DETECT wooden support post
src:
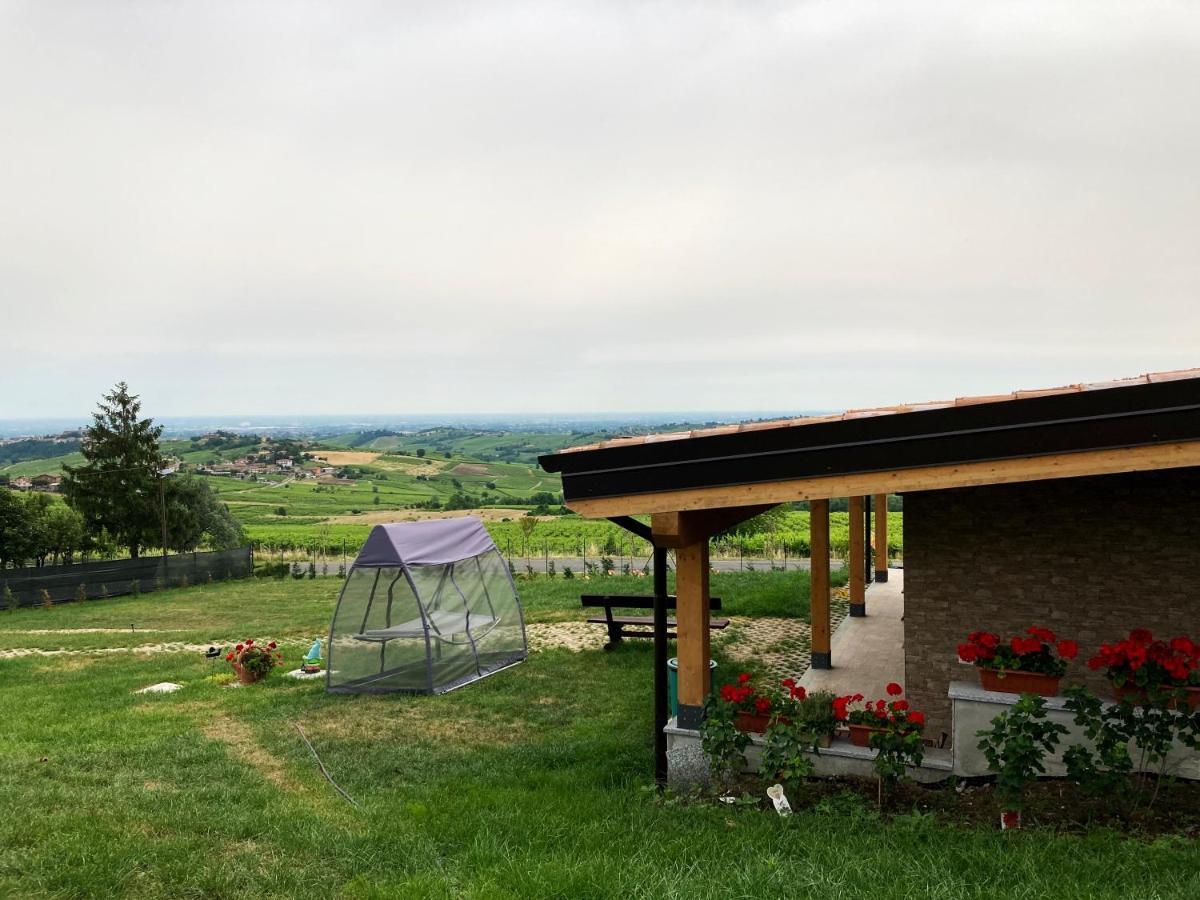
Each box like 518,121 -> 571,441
873,493 -> 889,582
848,495 -> 866,617
675,540 -> 711,729
810,498 -> 831,669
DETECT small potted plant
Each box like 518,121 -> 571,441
958,627 -> 1077,696
778,680 -> 838,749
1087,629 -> 1200,710
226,638 -> 282,685
717,673 -> 774,733
834,683 -> 925,747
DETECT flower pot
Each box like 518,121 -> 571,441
848,723 -> 884,747
1000,810 -> 1021,830
815,733 -> 834,750
734,711 -> 772,733
979,668 -> 1060,697
1112,683 -> 1200,710
232,662 -> 265,685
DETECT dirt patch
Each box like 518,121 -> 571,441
299,702 -> 525,746
202,713 -> 300,791
0,639 -> 305,660
322,508 -> 529,526
311,451 -> 381,466
451,463 -> 491,476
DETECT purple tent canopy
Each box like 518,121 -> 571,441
354,517 -> 498,567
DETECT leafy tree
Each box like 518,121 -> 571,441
160,476 -> 245,552
0,489 -> 31,568
62,383 -> 164,558
415,448 -> 426,458
43,504 -> 88,565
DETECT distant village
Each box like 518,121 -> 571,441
2,430 -> 357,494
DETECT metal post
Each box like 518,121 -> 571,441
653,545 -> 669,787
158,474 -> 168,559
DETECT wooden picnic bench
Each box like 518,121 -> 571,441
580,594 -> 728,649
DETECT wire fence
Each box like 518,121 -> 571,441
0,547 -> 253,608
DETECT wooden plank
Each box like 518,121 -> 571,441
578,595 -> 723,610
564,441 -> 1200,518
674,540 -> 712,709
873,492 -> 889,578
810,498 -> 831,668
848,495 -> 865,611
650,505 -> 774,548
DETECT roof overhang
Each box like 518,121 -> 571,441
540,378 -> 1200,518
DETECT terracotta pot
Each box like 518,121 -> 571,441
979,668 -> 1061,697
232,662 -> 265,685
848,723 -> 884,747
1000,810 -> 1021,830
734,711 -> 772,733
1112,683 -> 1200,710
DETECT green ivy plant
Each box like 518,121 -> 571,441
760,718 -> 815,792
976,693 -> 1067,814
700,695 -> 750,792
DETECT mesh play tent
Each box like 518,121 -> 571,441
327,518 -> 527,694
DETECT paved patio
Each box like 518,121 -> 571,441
799,568 -> 905,700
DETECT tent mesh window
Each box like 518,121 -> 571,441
327,519 -> 527,694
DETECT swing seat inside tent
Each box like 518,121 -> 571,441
327,517 -> 527,695
354,611 -> 497,643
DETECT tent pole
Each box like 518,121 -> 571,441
653,545 -> 668,788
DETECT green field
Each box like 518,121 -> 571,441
1,574 -> 1193,898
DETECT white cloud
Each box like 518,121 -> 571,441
0,0 -> 1197,417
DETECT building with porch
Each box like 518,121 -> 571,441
540,369 -> 1200,780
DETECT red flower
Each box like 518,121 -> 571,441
225,652 -> 233,661
1026,625 -> 1056,643
267,641 -> 277,649
789,685 -> 807,701
754,697 -> 771,714
1170,636 -> 1196,657
958,644 -> 979,663
1056,640 -> 1079,660
1129,629 -> 1153,645
977,632 -> 999,650
892,699 -> 909,712
737,672 -> 752,685
886,681 -> 903,696
909,711 -> 925,727
781,678 -> 795,689
235,643 -> 244,652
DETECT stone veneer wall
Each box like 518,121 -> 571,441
903,467 -> 1200,745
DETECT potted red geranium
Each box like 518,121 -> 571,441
834,683 -> 926,747
226,638 -> 283,685
1087,629 -> 1200,710
958,627 -> 1077,696
718,672 -> 774,732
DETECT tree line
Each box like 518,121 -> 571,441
0,383 -> 244,570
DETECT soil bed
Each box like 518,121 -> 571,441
709,774 -> 1200,838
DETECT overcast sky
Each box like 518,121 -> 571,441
1,1 -> 1198,418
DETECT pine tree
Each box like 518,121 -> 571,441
62,382 -> 164,559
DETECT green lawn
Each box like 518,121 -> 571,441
2,575 -> 1196,898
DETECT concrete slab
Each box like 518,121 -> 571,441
799,568 -> 905,700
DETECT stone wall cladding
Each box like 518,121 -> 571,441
904,467 -> 1200,744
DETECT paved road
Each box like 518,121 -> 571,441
504,556 -> 848,574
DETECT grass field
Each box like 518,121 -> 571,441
2,574 -> 1197,898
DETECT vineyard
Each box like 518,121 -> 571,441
244,510 -> 904,561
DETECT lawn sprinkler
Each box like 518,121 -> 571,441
301,638 -> 323,674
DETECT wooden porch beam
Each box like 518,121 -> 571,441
810,498 -> 831,670
674,540 -> 711,729
848,495 -> 866,616
873,493 -> 889,582
564,441 -> 1200,518
650,504 -> 775,549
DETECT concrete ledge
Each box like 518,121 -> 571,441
949,679 -> 1200,780
665,718 -> 951,785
